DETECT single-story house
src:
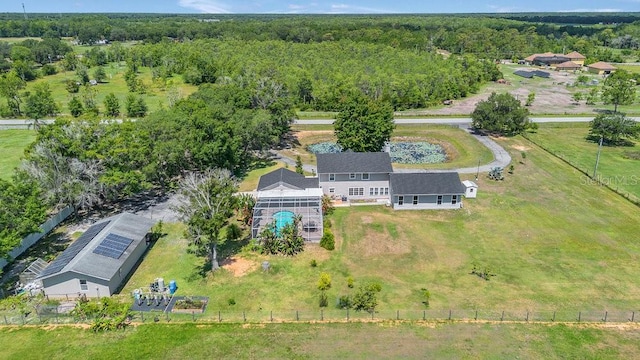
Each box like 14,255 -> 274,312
588,62 -> 617,75
38,212 -> 156,299
524,52 -> 555,65
555,61 -> 583,71
533,55 -> 571,67
462,180 -> 478,198
565,51 -> 586,66
252,168 -> 323,242
389,172 -> 466,210
317,152 -> 393,202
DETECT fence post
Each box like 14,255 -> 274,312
578,312 -> 581,322
4,315 -> 7,325
475,310 -> 478,321
243,311 -> 246,322
423,310 -> 426,321
22,314 -> 25,325
321,309 -> 323,321
631,311 -> 635,322
603,311 -> 608,322
270,311 -> 273,322
501,311 -> 504,322
192,311 -> 195,322
296,310 -> 299,321
165,312 -> 169,322
448,310 -> 451,321
141,311 -> 144,322
55,307 -> 58,324
218,310 -> 221,322
347,308 -> 350,321
552,311 -> 556,322
526,311 -> 529,322
371,311 -> 374,320
396,310 -> 399,320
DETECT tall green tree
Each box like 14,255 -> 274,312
93,66 -> 107,83
589,112 -> 640,145
24,83 -> 58,128
0,71 -> 26,116
103,93 -> 120,118
125,94 -> 147,118
602,71 -> 637,113
334,96 -> 394,152
173,169 -> 237,271
471,92 -> 531,135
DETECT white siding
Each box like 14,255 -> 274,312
392,194 -> 462,210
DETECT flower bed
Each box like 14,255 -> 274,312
307,141 -> 447,164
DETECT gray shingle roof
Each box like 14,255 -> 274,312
390,172 -> 465,195
39,212 -> 155,281
257,168 -> 319,191
316,152 -> 393,174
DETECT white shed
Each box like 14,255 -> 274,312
462,180 -> 478,198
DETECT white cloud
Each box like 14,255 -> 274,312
328,3 -> 389,13
178,0 -> 231,13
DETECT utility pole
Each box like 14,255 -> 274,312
475,158 -> 480,181
22,3 -> 28,20
593,135 -> 603,178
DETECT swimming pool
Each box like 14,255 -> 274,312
273,211 -> 295,235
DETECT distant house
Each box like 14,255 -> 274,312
524,51 -> 585,67
252,168 -> 323,242
555,61 -> 583,71
38,213 -> 156,299
565,51 -> 586,66
390,173 -> 466,210
317,152 -> 393,202
462,180 -> 478,198
588,62 -> 617,75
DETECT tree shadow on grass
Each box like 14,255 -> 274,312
185,233 -> 252,282
585,134 -> 636,147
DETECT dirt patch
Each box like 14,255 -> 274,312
220,256 -> 257,277
512,145 -> 531,152
355,228 -> 411,257
361,216 -> 374,224
293,130 -> 333,141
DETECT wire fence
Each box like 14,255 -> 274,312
1,307 -> 638,326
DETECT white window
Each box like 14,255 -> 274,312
349,173 -> 356,180
80,279 -> 88,291
369,188 -> 374,196
348,188 -> 364,196
413,196 -> 418,205
329,188 -> 335,193
398,196 -> 404,205
384,187 -> 389,195
329,173 -> 335,181
452,195 -> 458,205
437,195 -> 443,205
362,173 -> 370,180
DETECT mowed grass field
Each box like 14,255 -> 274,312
2,322 -> 639,359
0,130 -> 35,180
526,122 -> 640,202
25,63 -> 198,116
122,132 -> 640,314
283,124 -> 493,171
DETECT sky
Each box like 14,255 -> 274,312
1,0 -> 639,14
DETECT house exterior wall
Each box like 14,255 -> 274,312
392,194 -> 462,210
115,235 -> 150,292
319,172 -> 390,200
41,272 -> 111,299
465,186 -> 478,198
569,59 -> 585,66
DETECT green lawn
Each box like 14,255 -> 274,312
525,122 -> 640,202
121,132 -> 640,315
1,322 -> 638,359
25,63 -> 198,116
0,130 -> 35,180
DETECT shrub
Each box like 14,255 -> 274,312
317,272 -> 332,291
347,276 -> 354,288
420,288 -> 431,307
310,259 -> 317,267
352,282 -> 382,313
226,223 -> 242,241
319,292 -> 328,308
337,295 -> 352,309
320,229 -> 335,251
228,298 -> 236,306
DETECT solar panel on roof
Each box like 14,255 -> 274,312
92,233 -> 133,259
39,220 -> 111,277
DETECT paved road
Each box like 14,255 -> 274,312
294,116 -> 640,125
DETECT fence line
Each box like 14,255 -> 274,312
0,206 -> 74,270
522,135 -> 640,207
1,307 -> 637,326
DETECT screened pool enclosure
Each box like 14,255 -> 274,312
251,188 -> 324,242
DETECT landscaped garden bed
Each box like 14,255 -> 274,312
169,296 -> 209,314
